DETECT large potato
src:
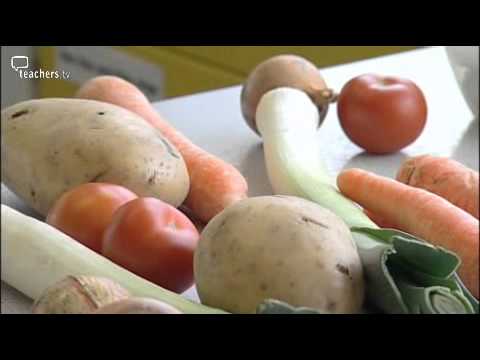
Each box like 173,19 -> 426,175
1,98 -> 189,216
194,196 -> 365,314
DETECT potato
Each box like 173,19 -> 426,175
1,98 -> 189,216
194,196 -> 365,314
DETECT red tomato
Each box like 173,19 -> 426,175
337,74 -> 428,154
102,198 -> 199,293
46,183 -> 137,253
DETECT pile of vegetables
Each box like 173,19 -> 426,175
1,54 -> 478,315
238,55 -> 478,313
76,76 -> 249,224
2,205 -> 224,314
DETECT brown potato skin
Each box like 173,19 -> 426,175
1,99 -> 189,216
194,196 -> 365,314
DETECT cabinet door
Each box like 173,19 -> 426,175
37,46 -> 244,99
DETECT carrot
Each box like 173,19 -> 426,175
75,76 -> 248,223
396,155 -> 479,219
363,208 -> 398,229
337,168 -> 479,299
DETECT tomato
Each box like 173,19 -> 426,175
102,197 -> 199,293
46,183 -> 137,253
337,74 -> 428,154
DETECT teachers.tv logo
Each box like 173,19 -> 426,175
11,55 -> 70,80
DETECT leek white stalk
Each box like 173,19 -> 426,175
254,87 -> 478,314
257,88 -> 379,249
1,205 -> 226,314
257,88 -> 379,227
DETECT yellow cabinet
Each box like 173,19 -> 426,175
166,46 -> 418,75
37,46 -> 243,100
37,46 -> 418,99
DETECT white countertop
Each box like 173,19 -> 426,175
1,46 -> 477,314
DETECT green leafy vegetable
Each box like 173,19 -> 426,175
353,228 -> 477,314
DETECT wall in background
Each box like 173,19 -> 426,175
1,46 -> 37,108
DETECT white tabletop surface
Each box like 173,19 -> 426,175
1,46 -> 477,314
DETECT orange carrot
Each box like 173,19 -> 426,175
397,155 -> 479,219
76,76 -> 248,223
337,168 -> 479,299
363,208 -> 398,229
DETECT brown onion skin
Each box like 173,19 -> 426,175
32,276 -> 130,314
93,298 -> 183,314
241,55 -> 331,136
